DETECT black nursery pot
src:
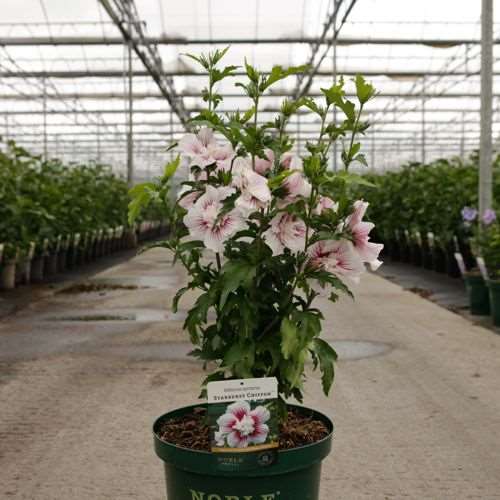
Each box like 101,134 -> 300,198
464,274 -> 490,316
487,280 -> 500,328
421,240 -> 434,270
445,246 -> 461,278
431,246 -> 446,273
153,404 -> 333,500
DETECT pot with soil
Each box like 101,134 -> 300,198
445,241 -> 461,278
1,252 -> 18,290
153,404 -> 333,500
486,280 -> 500,327
464,272 -> 490,315
408,230 -> 422,266
57,236 -> 69,272
421,233 -> 433,269
397,230 -> 410,263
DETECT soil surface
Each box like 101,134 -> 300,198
156,406 -> 330,451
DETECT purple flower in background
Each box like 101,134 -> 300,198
482,208 -> 497,226
461,206 -> 478,222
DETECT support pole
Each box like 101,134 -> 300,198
42,77 -> 47,160
97,122 -> 101,162
126,0 -> 134,186
371,129 -> 375,172
297,113 -> 301,156
421,76 -> 426,164
460,111 -> 465,158
332,0 -> 338,171
480,0 -> 493,217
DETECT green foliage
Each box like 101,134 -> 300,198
0,139 -> 131,259
354,154 -> 500,248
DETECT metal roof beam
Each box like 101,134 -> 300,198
0,69 -> 492,79
0,91 -> 494,99
97,0 -> 189,125
0,36 -> 489,47
0,107 -> 486,115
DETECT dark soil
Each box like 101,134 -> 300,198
58,282 -> 143,294
156,406 -> 330,451
406,286 -> 433,299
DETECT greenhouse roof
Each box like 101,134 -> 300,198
1,0 -> 499,178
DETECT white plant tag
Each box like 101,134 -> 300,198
207,377 -> 278,404
476,257 -> 489,281
454,252 -> 467,276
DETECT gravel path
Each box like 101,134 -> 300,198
0,249 -> 499,499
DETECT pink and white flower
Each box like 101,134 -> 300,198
179,127 -> 235,171
308,239 -> 365,284
183,185 -> 246,253
232,157 -> 272,214
280,153 -> 303,170
346,200 -> 384,270
314,195 -> 339,215
177,184 -> 202,210
278,171 -> 312,207
254,149 -> 275,175
263,212 -> 307,255
215,401 -> 270,448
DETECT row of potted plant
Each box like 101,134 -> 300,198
355,154 -> 500,327
460,207 -> 500,326
0,139 -> 167,291
356,154 -> 500,277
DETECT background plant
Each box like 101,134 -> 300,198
355,154 -> 500,247
0,139 -> 130,260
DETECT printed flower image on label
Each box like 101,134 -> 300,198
214,400 -> 274,449
207,378 -> 279,471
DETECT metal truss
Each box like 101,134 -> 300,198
97,0 -> 189,126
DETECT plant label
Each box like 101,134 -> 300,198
427,232 -> 435,248
476,257 -> 489,281
207,377 -> 279,472
454,252 -> 467,276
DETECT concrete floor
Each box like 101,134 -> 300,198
0,249 -> 499,500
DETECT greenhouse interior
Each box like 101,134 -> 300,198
1,1 -> 500,499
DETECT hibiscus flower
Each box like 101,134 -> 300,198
215,401 -> 270,448
346,200 -> 383,270
314,195 -> 339,215
254,149 -> 275,175
263,212 -> 307,255
183,185 -> 246,252
232,157 -> 271,214
179,127 -> 235,171
308,239 -> 365,284
277,171 -> 312,208
280,153 -> 303,170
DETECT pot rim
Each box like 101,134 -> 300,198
153,403 -> 334,477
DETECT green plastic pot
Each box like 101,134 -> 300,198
153,404 -> 333,500
487,280 -> 500,327
464,274 -> 490,315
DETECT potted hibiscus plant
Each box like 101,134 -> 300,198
468,208 -> 500,326
129,48 -> 382,500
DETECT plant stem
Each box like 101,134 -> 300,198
345,102 -> 364,171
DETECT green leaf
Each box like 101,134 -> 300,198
355,74 -> 376,104
127,182 -> 155,224
280,317 -> 298,360
260,64 -> 309,92
311,338 -> 338,395
162,155 -> 180,180
219,260 -> 257,309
